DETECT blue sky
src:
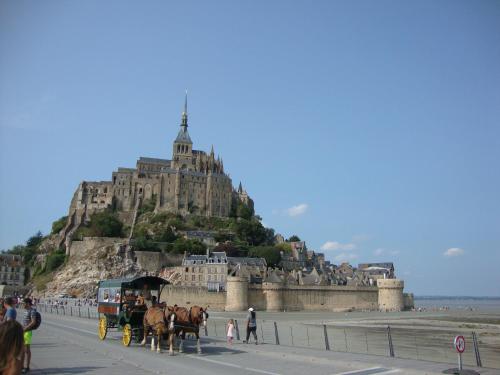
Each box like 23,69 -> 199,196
1,0 -> 499,296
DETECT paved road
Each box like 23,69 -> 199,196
28,314 -> 497,375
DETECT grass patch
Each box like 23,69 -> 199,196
32,272 -> 54,292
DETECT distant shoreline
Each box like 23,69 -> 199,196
415,296 -> 500,300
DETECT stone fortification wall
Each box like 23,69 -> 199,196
403,292 -> 414,310
261,282 -> 284,311
283,285 -> 378,311
377,279 -> 404,311
160,285 -> 226,311
248,284 -> 378,312
69,237 -> 125,258
134,251 -> 183,273
225,276 -> 248,311
161,282 -> 379,312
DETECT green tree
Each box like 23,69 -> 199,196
133,237 -> 160,252
51,216 -> 68,235
234,219 -> 268,246
153,227 -> 177,243
288,235 -> 301,242
88,211 -> 123,237
276,242 -> 292,254
237,201 -> 254,220
248,246 -> 281,267
26,231 -> 44,248
171,238 -> 206,255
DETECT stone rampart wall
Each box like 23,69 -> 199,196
161,284 -> 379,312
403,292 -> 415,310
160,285 -> 226,310
249,285 -> 378,312
133,251 -> 184,272
69,237 -> 125,259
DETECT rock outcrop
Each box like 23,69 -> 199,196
39,237 -> 141,298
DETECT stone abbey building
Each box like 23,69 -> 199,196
64,95 -> 253,244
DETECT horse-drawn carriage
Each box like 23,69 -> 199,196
97,275 -> 168,346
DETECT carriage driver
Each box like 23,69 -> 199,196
141,284 -> 153,308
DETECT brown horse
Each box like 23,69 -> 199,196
140,306 -> 177,355
172,305 -> 208,354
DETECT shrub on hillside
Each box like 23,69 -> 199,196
150,212 -> 178,224
137,197 -> 156,217
45,250 -> 66,272
133,237 -> 161,252
153,226 -> 177,243
51,216 -> 68,235
88,211 -> 123,237
171,238 -> 205,255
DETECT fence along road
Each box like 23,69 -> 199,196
37,304 -> 499,372
31,311 -> 499,375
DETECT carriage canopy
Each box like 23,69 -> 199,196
97,276 -> 169,305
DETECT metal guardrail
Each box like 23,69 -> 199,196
37,304 -> 498,369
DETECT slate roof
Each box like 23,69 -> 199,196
175,127 -> 193,144
138,157 -> 171,165
227,257 -> 267,267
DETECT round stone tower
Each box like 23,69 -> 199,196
377,279 -> 404,311
262,281 -> 284,311
225,276 -> 248,311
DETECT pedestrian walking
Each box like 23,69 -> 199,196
2,297 -> 17,322
245,307 -> 258,344
227,319 -> 234,345
21,298 -> 38,373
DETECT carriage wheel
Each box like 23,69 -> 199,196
122,324 -> 132,347
98,316 -> 107,340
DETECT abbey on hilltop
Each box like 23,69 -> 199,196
64,94 -> 253,238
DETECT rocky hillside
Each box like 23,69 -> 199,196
34,238 -> 140,298
3,201 -> 297,298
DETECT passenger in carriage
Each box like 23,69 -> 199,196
141,284 -> 153,308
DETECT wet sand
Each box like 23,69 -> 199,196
208,308 -> 500,369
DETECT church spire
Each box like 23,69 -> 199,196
181,90 -> 188,128
174,90 -> 192,145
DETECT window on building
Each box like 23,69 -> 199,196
192,275 -> 195,281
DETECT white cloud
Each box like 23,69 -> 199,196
373,248 -> 399,256
352,234 -> 370,242
321,241 -> 356,251
334,253 -> 359,263
374,248 -> 385,256
444,248 -> 465,257
286,203 -> 308,217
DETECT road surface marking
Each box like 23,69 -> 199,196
334,367 -> 399,375
44,320 -> 97,336
188,354 -> 281,375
